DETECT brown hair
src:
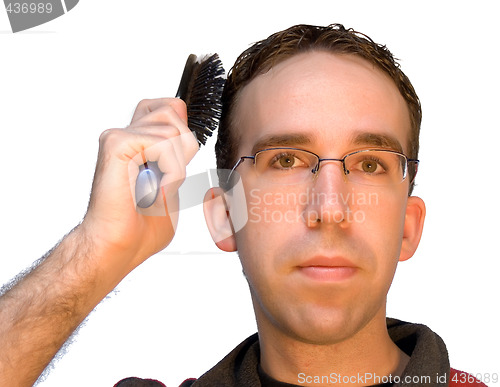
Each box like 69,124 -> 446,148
216,24 -> 421,194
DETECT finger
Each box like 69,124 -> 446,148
129,137 -> 184,216
142,131 -> 199,178
127,130 -> 199,192
131,102 -> 188,131
126,125 -> 199,166
131,98 -> 188,125
130,100 -> 199,163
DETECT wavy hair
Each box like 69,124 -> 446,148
216,24 -> 421,194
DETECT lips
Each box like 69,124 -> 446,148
299,256 -> 357,268
297,256 -> 358,282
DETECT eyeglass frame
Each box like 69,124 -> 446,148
227,147 -> 419,186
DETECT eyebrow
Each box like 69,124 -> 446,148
352,132 -> 404,153
250,131 -> 405,155
251,133 -> 312,154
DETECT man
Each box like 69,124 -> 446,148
0,24 -> 485,386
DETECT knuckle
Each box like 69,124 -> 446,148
148,124 -> 181,140
156,104 -> 177,121
161,135 -> 175,150
156,99 -> 187,122
99,128 -> 118,145
171,97 -> 187,111
98,128 -> 131,154
164,124 -> 181,137
136,98 -> 153,110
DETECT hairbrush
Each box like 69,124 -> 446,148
135,54 -> 225,208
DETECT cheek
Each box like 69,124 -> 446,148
245,187 -> 304,231
355,190 -> 407,263
234,187 -> 301,277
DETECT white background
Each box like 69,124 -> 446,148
1,1 -> 499,385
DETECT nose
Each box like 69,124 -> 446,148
304,161 -> 350,227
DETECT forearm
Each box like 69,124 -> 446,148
0,98 -> 195,386
0,225 -> 131,387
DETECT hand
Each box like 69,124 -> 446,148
80,98 -> 199,270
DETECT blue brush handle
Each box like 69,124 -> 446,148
135,162 -> 162,208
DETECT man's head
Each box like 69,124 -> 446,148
216,23 -> 421,194
204,24 -> 425,348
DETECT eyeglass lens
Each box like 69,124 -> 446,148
253,148 -> 407,186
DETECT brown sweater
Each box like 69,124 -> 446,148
116,318 -> 486,387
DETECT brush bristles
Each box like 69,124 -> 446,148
182,54 -> 226,146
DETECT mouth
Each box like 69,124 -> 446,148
297,256 -> 358,282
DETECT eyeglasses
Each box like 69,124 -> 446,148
228,147 -> 419,187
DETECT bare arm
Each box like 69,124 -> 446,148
0,227 -> 123,386
0,98 -> 199,386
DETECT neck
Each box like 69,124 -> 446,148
257,309 -> 409,386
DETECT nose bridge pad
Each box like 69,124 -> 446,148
312,159 -> 347,183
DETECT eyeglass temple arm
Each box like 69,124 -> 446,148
226,156 -> 255,184
407,159 -> 419,183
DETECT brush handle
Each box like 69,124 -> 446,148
135,56 -> 198,209
135,162 -> 162,208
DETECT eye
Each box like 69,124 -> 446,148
278,155 -> 295,168
270,152 -> 308,170
350,156 -> 387,175
361,159 -> 380,173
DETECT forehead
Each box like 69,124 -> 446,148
233,51 -> 411,155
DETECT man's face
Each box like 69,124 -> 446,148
229,51 -> 415,344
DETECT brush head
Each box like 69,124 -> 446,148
176,54 -> 226,146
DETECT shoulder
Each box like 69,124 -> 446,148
449,368 -> 489,386
114,377 -> 196,386
179,378 -> 197,387
114,377 -> 166,386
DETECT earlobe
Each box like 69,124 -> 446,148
399,196 -> 426,262
203,188 -> 237,252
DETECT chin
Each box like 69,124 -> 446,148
281,300 -> 386,347
280,308 -> 361,345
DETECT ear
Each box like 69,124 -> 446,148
399,196 -> 426,262
203,188 -> 237,252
